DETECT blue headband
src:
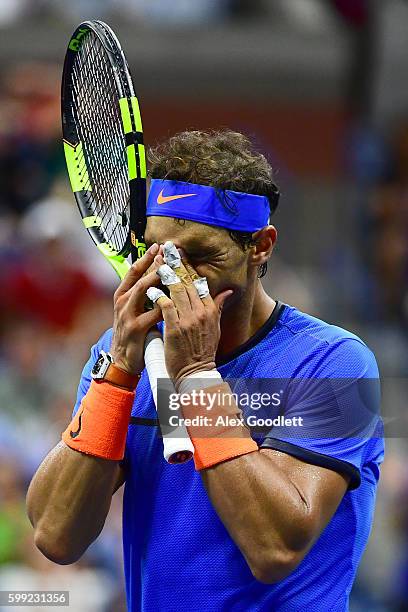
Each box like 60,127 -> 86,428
146,179 -> 274,232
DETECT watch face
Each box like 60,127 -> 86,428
91,351 -> 112,379
92,354 -> 105,377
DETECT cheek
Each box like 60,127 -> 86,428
195,259 -> 248,293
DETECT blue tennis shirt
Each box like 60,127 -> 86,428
72,302 -> 384,612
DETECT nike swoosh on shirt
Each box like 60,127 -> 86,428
157,189 -> 196,204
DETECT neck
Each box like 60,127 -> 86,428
217,280 -> 276,358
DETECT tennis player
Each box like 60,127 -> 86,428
27,130 -> 384,611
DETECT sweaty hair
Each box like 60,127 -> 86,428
147,129 -> 279,277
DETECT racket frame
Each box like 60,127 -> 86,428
61,20 -> 147,277
61,21 -> 194,464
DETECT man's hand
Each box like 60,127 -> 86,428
151,249 -> 232,388
110,243 -> 163,375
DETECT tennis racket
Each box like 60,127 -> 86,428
61,20 -> 194,464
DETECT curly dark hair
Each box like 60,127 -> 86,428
147,129 -> 279,277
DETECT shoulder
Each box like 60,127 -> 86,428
275,304 -> 378,378
279,304 -> 367,346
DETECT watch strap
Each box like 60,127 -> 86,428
101,362 -> 141,390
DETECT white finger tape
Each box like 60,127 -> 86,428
146,287 -> 167,303
193,276 -> 209,298
163,241 -> 181,270
157,264 -> 181,286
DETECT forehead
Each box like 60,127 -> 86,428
144,216 -> 226,249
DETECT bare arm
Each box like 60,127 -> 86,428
27,245 -> 162,565
201,448 -> 349,583
26,441 -> 126,565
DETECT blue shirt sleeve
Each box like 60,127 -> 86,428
260,339 -> 384,489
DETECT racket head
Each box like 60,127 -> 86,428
61,20 -> 147,279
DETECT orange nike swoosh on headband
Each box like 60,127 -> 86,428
157,189 -> 197,204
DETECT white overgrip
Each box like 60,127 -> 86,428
144,329 -> 194,464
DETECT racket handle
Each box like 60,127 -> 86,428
144,330 -> 194,464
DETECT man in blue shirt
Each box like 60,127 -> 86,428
27,129 -> 383,611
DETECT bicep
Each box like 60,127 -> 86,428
260,448 -> 349,540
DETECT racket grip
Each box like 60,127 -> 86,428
144,330 -> 194,464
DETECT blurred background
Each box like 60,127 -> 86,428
0,1 -> 407,610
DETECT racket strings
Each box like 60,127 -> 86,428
75,38 -> 128,241
70,31 -> 130,253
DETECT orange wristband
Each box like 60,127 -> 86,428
181,382 -> 258,470
62,380 -> 135,461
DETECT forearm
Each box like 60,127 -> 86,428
27,441 -> 121,564
179,377 -> 313,575
177,377 -> 310,579
201,449 -> 312,582
26,248 -> 162,564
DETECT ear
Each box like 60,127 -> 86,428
250,226 -> 277,267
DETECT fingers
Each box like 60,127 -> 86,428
146,246 -> 233,326
169,282 -> 194,315
147,241 -> 214,315
146,287 -> 167,304
173,247 -> 199,286
148,291 -> 179,327
180,254 -> 200,281
163,241 -> 181,270
192,277 -> 209,298
156,264 -> 192,316
162,242 -> 204,313
127,269 -> 161,312
137,305 -> 163,329
177,250 -> 207,310
153,249 -> 165,269
115,243 -> 159,299
156,263 -> 181,287
174,247 -> 211,311
162,242 -> 196,287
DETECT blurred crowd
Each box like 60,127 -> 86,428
0,0 -> 377,29
0,62 -> 125,611
0,0 -> 268,28
0,4 -> 408,610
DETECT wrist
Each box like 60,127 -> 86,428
62,380 -> 135,461
110,357 -> 141,378
97,377 -> 140,391
174,361 -> 217,392
110,350 -> 140,376
105,361 -> 141,391
178,370 -> 223,394
178,380 -> 258,471
92,350 -> 141,390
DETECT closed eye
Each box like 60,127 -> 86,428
187,252 -> 228,266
